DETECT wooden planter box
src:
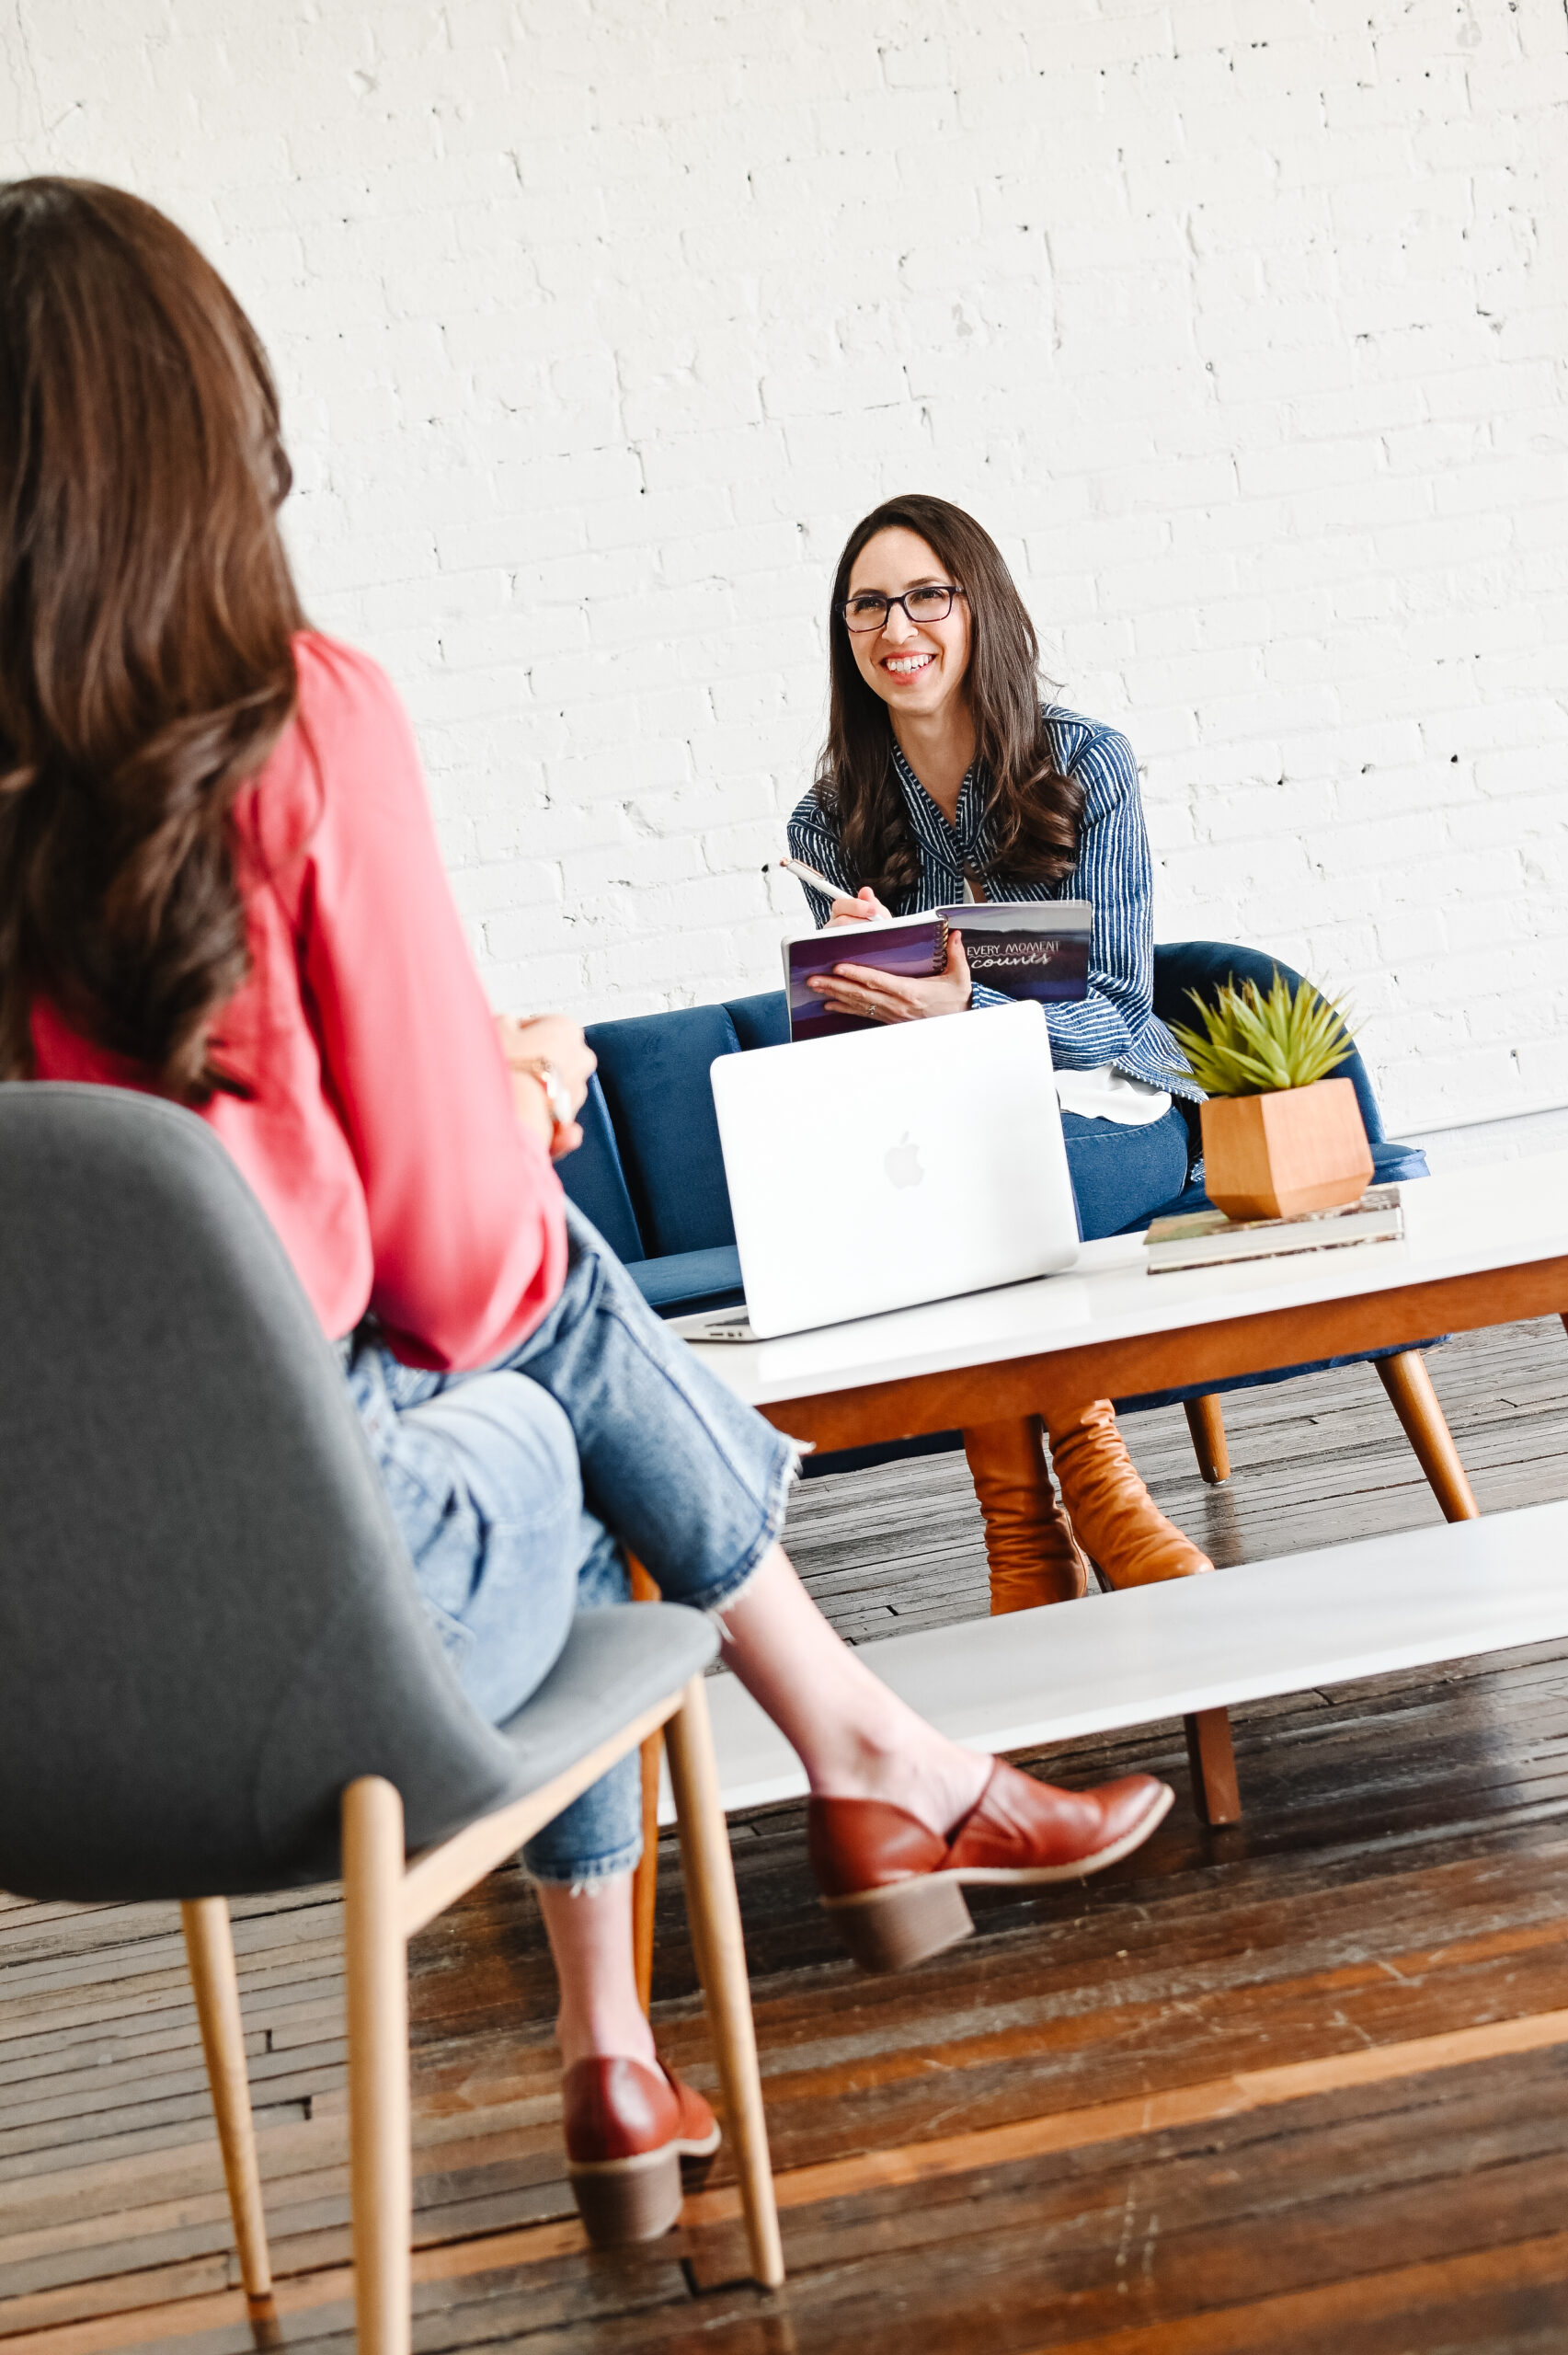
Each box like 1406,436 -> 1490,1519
1199,1076 -> 1373,1222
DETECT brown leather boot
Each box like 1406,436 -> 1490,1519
1046,1397 -> 1213,1587
963,1415 -> 1092,1614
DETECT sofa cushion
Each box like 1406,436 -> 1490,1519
627,1246 -> 745,1318
585,1005 -> 742,1258
555,1074 -> 644,1264
724,990 -> 789,1052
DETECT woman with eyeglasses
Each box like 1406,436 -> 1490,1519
2,186 -> 1175,2245
788,494 -> 1213,1611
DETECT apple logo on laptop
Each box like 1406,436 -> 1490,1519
885,1132 -> 924,1189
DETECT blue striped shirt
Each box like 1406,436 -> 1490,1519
787,706 -> 1197,1099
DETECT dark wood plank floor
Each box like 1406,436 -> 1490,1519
4,1316 -> 1568,2355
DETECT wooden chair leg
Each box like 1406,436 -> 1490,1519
1185,1707 -> 1242,1826
634,1731 -> 662,2014
664,1673 -> 784,2290
1183,1395 -> 1231,1485
343,1776 -> 411,2355
180,1898 -> 273,2311
628,1555 -> 663,2016
1374,1350 -> 1479,1522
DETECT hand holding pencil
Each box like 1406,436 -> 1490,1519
774,858 -> 970,1023
775,856 -> 891,928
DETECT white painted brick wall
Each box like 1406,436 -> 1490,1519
3,0 -> 1565,1133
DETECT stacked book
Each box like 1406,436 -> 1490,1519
1144,1185 -> 1403,1275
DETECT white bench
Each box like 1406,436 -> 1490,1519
659,1499 -> 1568,1827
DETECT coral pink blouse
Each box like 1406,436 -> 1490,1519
30,632 -> 566,1370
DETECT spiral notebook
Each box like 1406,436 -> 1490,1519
783,900 -> 1093,1041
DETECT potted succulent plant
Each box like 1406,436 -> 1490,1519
1170,971 -> 1373,1222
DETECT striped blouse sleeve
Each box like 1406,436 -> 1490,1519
786,789 -> 859,928
1043,724 -> 1158,1072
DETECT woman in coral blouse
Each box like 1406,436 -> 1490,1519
0,182 -> 1171,2246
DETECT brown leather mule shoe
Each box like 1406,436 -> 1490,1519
1047,1397 -> 1213,1588
809,1762 -> 1173,1973
963,1414 -> 1092,1614
563,2056 -> 721,2246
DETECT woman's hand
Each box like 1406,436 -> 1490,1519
824,886 -> 892,929
806,931 -> 973,1024
496,1013 -> 597,1158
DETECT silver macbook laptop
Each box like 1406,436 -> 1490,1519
707,998 -> 1079,1339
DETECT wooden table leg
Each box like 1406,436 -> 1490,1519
1185,1707 -> 1242,1826
1374,1350 -> 1479,1522
628,1556 -> 662,2015
1183,1395 -> 1231,1485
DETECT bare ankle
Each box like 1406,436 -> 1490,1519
812,1729 -> 990,1839
536,1871 -> 655,2075
556,2005 -> 658,2073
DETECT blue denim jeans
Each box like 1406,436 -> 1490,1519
345,1204 -> 795,1883
1061,1104 -> 1193,1240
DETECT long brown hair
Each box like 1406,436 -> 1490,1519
0,178 -> 304,1099
815,494 -> 1082,904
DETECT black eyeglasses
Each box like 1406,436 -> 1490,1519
841,584 -> 966,634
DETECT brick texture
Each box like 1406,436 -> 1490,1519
2,0 -> 1564,1132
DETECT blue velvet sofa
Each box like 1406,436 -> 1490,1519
557,940 -> 1433,1478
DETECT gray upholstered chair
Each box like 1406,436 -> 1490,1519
0,1085 -> 783,2352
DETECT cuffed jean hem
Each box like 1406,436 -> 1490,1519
674,1430 -> 799,1620
524,1830 -> 645,1889
515,1446 -> 795,1890
519,1438 -> 795,1889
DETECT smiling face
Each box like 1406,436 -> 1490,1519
844,526 -> 972,722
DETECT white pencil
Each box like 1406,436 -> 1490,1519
776,855 -> 860,902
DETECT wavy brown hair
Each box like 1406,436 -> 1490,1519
815,493 -> 1082,905
0,178 -> 304,1100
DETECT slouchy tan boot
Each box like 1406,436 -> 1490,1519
963,1416 -> 1091,1614
1045,1398 -> 1213,1587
